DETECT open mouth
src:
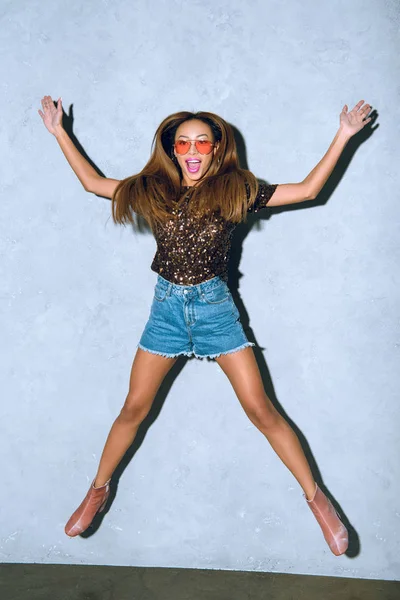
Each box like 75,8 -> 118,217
186,159 -> 201,174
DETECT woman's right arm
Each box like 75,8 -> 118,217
38,95 -> 120,199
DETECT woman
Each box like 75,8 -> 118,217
39,96 -> 371,555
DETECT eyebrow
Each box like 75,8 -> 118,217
177,133 -> 210,139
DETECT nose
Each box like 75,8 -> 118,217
188,141 -> 199,155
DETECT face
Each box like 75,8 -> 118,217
173,119 -> 219,186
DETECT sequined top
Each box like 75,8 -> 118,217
150,182 -> 278,285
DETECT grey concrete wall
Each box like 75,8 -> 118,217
1,0 -> 399,580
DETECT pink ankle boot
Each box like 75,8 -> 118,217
305,483 -> 349,556
65,479 -> 110,537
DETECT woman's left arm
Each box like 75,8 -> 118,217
268,100 -> 372,207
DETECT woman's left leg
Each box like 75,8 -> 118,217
215,346 -> 316,499
215,346 -> 348,555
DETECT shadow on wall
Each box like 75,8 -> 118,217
64,99 -> 378,557
225,116 -> 377,560
62,103 -> 151,231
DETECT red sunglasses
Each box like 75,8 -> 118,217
174,139 -> 215,155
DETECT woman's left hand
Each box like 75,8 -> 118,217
339,100 -> 372,137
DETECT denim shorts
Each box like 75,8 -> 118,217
138,275 -> 255,360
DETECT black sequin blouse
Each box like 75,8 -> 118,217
150,182 -> 278,285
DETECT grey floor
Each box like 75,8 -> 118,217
1,564 -> 399,600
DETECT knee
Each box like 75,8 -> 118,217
246,399 -> 282,432
118,393 -> 151,426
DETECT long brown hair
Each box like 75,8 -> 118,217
111,111 -> 259,229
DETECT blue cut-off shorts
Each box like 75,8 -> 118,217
138,275 -> 255,360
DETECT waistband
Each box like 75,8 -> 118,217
156,274 -> 225,297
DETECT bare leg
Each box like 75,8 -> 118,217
215,347 -> 316,500
65,348 -> 178,537
94,348 -> 178,486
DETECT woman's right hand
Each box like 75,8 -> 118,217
38,95 -> 63,135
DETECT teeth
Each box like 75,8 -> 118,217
187,160 -> 200,163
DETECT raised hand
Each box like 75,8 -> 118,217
38,95 -> 63,135
339,100 -> 372,137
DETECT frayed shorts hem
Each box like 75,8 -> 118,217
137,341 -> 255,360
137,343 -> 193,359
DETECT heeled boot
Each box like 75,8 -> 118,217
305,483 -> 349,556
65,479 -> 111,537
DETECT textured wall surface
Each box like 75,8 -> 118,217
1,0 -> 399,580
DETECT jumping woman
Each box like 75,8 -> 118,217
39,96 -> 371,555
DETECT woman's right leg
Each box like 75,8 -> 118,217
94,348 -> 178,486
65,348 -> 177,536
